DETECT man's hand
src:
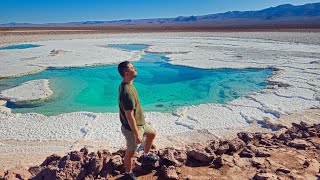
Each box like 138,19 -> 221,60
125,109 -> 142,144
134,134 -> 142,144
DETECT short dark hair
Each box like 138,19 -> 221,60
118,61 -> 131,77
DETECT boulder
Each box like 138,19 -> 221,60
228,139 -> 246,153
276,167 -> 291,174
251,158 -> 266,169
87,156 -> 103,176
239,145 -> 256,158
289,139 -> 312,150
69,151 -> 83,162
216,142 -> 229,155
28,166 -> 44,177
259,139 -> 272,146
211,156 -> 223,169
253,173 -> 278,180
240,145 -> 270,158
108,155 -> 123,170
292,122 -> 311,131
205,140 -> 220,153
237,132 -> 254,143
161,165 -> 179,180
255,148 -> 271,158
159,148 -> 187,167
60,161 -> 82,179
187,149 -> 215,163
32,166 -> 59,180
80,147 -> 89,156
41,154 -> 61,166
279,133 -> 291,141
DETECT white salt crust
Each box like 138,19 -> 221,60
0,79 -> 52,102
0,32 -> 319,168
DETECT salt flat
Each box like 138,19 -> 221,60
0,32 -> 319,168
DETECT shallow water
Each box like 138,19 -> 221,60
0,44 -> 40,50
0,44 -> 272,116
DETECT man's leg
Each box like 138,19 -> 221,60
124,150 -> 135,173
144,130 -> 156,154
141,124 -> 159,164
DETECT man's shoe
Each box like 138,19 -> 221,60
141,154 -> 159,165
123,172 -> 137,180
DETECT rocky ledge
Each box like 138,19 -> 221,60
1,121 -> 320,180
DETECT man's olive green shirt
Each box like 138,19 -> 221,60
119,82 -> 145,130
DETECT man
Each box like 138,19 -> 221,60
118,61 -> 159,180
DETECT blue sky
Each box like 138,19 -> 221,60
0,0 -> 319,24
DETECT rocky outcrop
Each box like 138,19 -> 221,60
3,121 -> 320,180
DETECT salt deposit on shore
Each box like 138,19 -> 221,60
0,32 -> 319,168
0,79 -> 52,102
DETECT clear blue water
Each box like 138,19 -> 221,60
108,44 -> 149,51
0,44 -> 272,116
0,44 -> 40,50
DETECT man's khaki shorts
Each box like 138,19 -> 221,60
121,123 -> 154,151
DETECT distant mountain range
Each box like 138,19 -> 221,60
1,2 -> 320,28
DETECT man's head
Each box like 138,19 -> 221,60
118,61 -> 138,79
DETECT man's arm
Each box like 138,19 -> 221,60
125,110 -> 142,144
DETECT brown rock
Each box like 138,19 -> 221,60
285,129 -> 295,135
237,132 -> 254,143
289,139 -> 312,150
304,159 -> 320,174
161,165 -> 179,180
255,148 -> 271,158
216,142 -> 229,155
233,154 -> 252,168
87,156 -> 103,176
309,139 -> 320,150
302,132 -> 310,138
259,139 -> 272,146
32,166 -> 59,180
97,149 -> 111,160
276,167 -> 291,174
253,173 -> 278,180
187,149 -> 215,163
239,145 -> 257,158
4,166 -> 32,180
80,147 -> 89,155
273,128 -> 288,139
28,166 -> 43,177
159,148 -> 187,167
251,157 -> 266,169
289,133 -> 300,139
69,151 -> 83,161
240,145 -> 270,158
279,133 -> 291,141
62,161 -> 83,179
227,138 -> 245,153
211,156 -> 223,169
108,155 -> 123,170
0,168 -> 5,179
205,140 -> 220,153
307,130 -> 318,137
292,122 -> 311,131
41,154 -> 61,166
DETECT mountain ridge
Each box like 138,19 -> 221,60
1,2 -> 320,27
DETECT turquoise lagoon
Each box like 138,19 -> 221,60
0,44 -> 40,50
0,44 -> 272,116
